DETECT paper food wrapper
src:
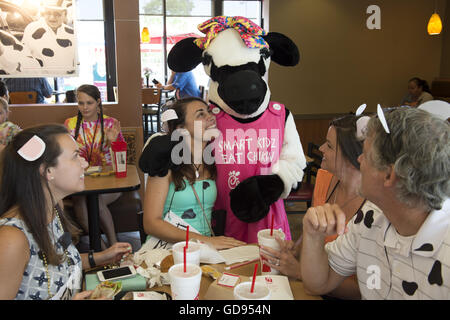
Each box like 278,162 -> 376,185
218,245 -> 260,265
204,275 -> 294,300
132,247 -> 172,288
121,291 -> 169,300
256,275 -> 294,300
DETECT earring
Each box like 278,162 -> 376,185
49,176 -> 55,181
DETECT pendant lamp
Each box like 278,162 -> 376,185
141,27 -> 150,43
428,0 -> 443,36
428,13 -> 443,35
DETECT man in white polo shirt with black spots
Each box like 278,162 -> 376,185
301,107 -> 450,299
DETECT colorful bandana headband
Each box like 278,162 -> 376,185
194,16 -> 269,50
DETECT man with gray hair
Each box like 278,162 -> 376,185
301,107 -> 450,299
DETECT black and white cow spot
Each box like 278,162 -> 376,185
0,33 -> 15,46
428,260 -> 443,286
402,280 -> 418,296
56,38 -> 72,48
363,210 -> 374,229
32,28 -> 46,40
181,209 -> 196,219
354,209 -> 363,224
414,243 -> 434,252
42,48 -> 54,57
203,181 -> 210,190
13,43 -> 23,51
65,27 -> 74,34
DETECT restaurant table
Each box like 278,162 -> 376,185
72,165 -> 141,252
148,261 -> 322,301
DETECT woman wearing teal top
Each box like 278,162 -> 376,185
142,97 -> 245,249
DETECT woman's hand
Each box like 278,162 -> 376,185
260,237 -> 302,280
97,242 -> 132,266
204,236 -> 246,250
72,290 -> 111,300
105,119 -> 121,144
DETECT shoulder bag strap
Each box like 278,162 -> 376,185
190,183 -> 215,237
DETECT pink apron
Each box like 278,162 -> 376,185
211,101 -> 292,243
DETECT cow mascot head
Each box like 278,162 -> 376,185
139,16 -> 307,244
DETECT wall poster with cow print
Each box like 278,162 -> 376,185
0,0 -> 77,77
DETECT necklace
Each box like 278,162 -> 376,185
333,183 -> 360,210
193,163 -> 201,179
81,116 -> 99,165
41,207 -> 71,300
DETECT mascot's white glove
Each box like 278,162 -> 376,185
271,113 -> 307,198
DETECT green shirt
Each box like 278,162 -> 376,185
163,179 -> 217,236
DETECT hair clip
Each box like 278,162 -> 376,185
17,135 -> 46,161
161,109 -> 178,132
377,104 -> 390,134
355,103 -> 367,116
356,116 -> 370,141
161,109 -> 178,122
418,100 -> 450,121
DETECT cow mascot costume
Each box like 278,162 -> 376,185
139,16 -> 306,244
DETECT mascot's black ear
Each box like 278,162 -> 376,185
262,32 -> 300,67
168,37 -> 204,72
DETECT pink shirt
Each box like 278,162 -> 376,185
212,101 -> 292,243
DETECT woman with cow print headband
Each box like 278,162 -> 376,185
261,110 -> 369,300
139,97 -> 245,250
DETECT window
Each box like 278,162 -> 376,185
223,1 -> 261,26
139,0 -> 262,90
58,0 -> 105,98
54,0 -> 115,103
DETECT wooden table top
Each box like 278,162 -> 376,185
149,261 -> 322,301
81,165 -> 141,194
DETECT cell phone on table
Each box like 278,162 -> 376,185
97,266 -> 136,282
152,79 -> 160,85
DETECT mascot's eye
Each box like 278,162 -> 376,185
260,48 -> 272,59
202,53 -> 212,66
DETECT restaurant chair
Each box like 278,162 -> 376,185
284,142 -> 322,214
431,78 -> 450,103
142,88 -> 162,141
108,126 -> 146,244
9,91 -> 37,104
199,85 -> 206,100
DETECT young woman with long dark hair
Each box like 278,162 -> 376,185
141,97 -> 245,249
0,124 -> 131,300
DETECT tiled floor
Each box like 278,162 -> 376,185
77,201 -> 306,253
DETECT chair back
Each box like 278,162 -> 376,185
141,88 -> 162,105
9,91 -> 37,104
305,142 -> 322,184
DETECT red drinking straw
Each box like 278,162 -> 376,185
186,225 -> 189,249
183,246 -> 187,273
270,215 -> 274,236
250,263 -> 258,293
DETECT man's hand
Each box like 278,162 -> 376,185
303,203 -> 348,238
